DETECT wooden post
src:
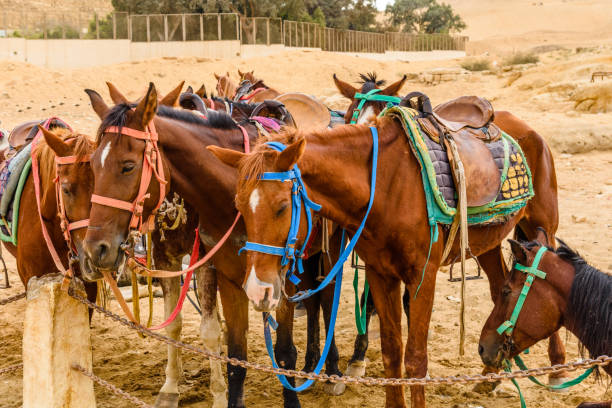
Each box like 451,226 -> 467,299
23,274 -> 94,408
182,14 -> 186,41
266,18 -> 270,45
164,15 -> 168,41
200,14 -> 204,41
146,15 -> 150,42
112,12 -> 116,39
217,14 -> 221,40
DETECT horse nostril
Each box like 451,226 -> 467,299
478,344 -> 485,356
97,242 -> 110,261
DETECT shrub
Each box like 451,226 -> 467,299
461,58 -> 491,71
503,52 -> 539,66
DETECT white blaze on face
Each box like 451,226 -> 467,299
357,105 -> 375,124
249,188 -> 260,214
244,265 -> 277,307
100,141 -> 111,168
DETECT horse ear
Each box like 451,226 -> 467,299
534,227 -> 549,246
207,145 -> 246,168
277,137 -> 306,171
159,81 -> 184,107
508,239 -> 529,264
186,85 -> 194,94
85,89 -> 109,119
226,71 -> 230,78
195,84 -> 207,98
133,82 -> 158,129
214,73 -> 220,80
381,75 -> 407,96
333,74 -> 358,100
106,81 -> 129,104
38,125 -> 71,157
238,69 -> 244,78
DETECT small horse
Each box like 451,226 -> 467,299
214,72 -> 238,99
480,232 -> 612,408
82,82 -> 344,407
209,108 -> 561,407
335,72 -> 568,388
238,69 -> 256,83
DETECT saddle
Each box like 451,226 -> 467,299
402,93 -> 502,207
250,99 -> 296,127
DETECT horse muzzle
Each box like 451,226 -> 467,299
243,265 -> 282,312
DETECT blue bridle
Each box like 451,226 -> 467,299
238,141 -> 322,286
250,127 -> 379,392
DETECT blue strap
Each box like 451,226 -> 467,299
290,127 -> 379,302
263,230 -> 346,391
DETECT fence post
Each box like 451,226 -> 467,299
266,18 -> 270,45
164,15 -> 168,41
128,14 -> 132,41
146,15 -> 150,42
112,12 -> 116,39
236,14 -> 240,42
182,14 -> 186,41
200,14 -> 204,41
217,14 -> 221,40
22,274 -> 95,408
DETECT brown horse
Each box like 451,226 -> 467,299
480,232 -> 612,408
335,72 -> 568,387
214,72 -> 238,99
82,82 -> 345,407
208,107 -> 562,407
238,69 -> 256,83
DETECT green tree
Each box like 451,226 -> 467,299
385,0 -> 465,33
346,0 -> 378,31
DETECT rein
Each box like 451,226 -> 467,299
257,127 -> 379,392
31,118 -> 90,290
350,89 -> 401,124
237,87 -> 267,102
497,246 -> 594,405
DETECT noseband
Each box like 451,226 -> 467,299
91,122 -> 167,239
350,89 -> 401,124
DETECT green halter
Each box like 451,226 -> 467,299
497,246 -> 548,336
350,89 -> 402,124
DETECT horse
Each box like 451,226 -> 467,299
238,69 -> 256,83
334,72 -> 568,389
214,72 -> 238,99
479,231 -> 612,408
82,82 -> 344,407
208,105 -> 562,407
233,78 -> 281,103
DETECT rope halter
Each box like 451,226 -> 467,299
238,141 -> 322,286
90,122 -> 167,237
497,246 -> 548,336
350,89 -> 402,124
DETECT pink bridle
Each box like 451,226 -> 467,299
90,122 -> 167,234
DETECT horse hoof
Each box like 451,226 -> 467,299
154,392 -> 180,408
548,376 -> 570,393
345,360 -> 366,377
472,380 -> 499,394
324,381 -> 346,395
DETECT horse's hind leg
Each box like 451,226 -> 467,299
275,295 -> 301,408
155,274 -> 183,408
195,265 -> 227,408
346,289 -> 375,377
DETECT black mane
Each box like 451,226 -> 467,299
97,102 -> 237,142
558,239 -> 612,375
359,72 -> 386,92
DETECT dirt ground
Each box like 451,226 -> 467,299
1,12 -> 612,406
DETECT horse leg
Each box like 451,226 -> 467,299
195,265 -> 227,408
84,282 -> 98,323
347,290 -> 376,377
403,265 -> 438,408
218,275 -> 248,408
154,274 -> 183,408
367,267 -> 405,408
274,295 -> 301,408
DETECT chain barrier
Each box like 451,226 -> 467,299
71,363 -> 152,408
0,291 -> 26,305
0,363 -> 23,376
68,289 -> 612,387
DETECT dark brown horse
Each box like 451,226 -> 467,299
335,72 -> 568,388
209,107 -> 562,407
480,232 -> 612,408
82,83 -> 343,407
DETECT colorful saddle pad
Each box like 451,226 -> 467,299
383,106 -> 534,226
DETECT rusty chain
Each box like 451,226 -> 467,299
71,363 -> 152,408
0,363 -> 23,376
68,289 -> 612,387
0,291 -> 26,306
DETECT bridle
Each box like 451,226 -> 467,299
90,121 -> 167,245
350,89 -> 401,124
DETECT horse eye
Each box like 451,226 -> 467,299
121,162 -> 136,174
62,185 -> 71,195
276,203 -> 289,217
502,286 -> 512,297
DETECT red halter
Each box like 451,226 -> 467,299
90,122 -> 167,235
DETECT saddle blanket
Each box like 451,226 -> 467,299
0,144 -> 32,244
383,106 -> 534,225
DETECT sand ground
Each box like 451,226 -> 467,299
0,10 -> 612,407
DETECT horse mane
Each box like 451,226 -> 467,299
556,239 -> 612,378
359,72 -> 386,92
34,128 -> 94,191
97,102 -> 237,143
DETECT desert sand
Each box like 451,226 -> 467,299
1,2 -> 612,406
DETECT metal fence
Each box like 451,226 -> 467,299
0,10 -> 468,53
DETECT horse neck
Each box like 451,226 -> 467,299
299,118 -> 409,233
155,118 -> 248,227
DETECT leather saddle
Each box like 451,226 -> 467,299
250,99 -> 296,127
401,93 -> 502,207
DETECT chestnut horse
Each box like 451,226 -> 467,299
82,83 -> 344,407
480,232 -> 611,408
334,72 -> 568,387
214,72 -> 238,99
208,109 -> 562,407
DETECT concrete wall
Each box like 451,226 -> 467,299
0,38 -> 464,69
